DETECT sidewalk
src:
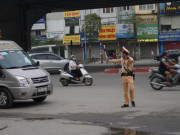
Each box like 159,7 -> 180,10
84,59 -> 159,73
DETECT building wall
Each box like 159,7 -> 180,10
135,4 -> 158,14
46,12 -> 65,40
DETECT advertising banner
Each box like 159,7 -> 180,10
165,2 -> 180,15
116,24 -> 134,38
64,11 -> 80,19
31,17 -> 45,30
63,35 -> 80,45
47,32 -> 64,40
137,20 -> 158,42
99,25 -> 116,41
159,31 -> 180,41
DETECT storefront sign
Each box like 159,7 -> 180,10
137,20 -> 158,42
165,2 -> 180,15
31,17 -> 45,30
64,11 -> 80,19
63,35 -> 80,45
116,24 -> 134,38
99,25 -> 116,41
47,32 -> 64,40
159,31 -> 180,41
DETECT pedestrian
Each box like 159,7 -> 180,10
151,50 -> 154,59
106,46 -> 135,108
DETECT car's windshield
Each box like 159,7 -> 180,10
0,50 -> 36,69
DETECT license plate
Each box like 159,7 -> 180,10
37,87 -> 48,92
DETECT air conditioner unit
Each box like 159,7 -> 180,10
152,10 -> 157,13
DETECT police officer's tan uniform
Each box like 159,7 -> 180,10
107,46 -> 135,108
121,55 -> 135,106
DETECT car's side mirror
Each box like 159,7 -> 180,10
36,61 -> 40,66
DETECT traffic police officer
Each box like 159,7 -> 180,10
106,46 -> 135,108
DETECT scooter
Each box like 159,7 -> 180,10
149,64 -> 180,90
59,64 -> 93,86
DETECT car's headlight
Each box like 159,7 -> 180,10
15,76 -> 29,87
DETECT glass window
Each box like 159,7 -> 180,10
106,8 -> 110,13
103,8 -> 114,13
35,54 -> 47,60
139,4 -> 154,10
48,54 -> 59,60
0,51 -> 36,69
35,30 -> 41,36
65,27 -> 70,34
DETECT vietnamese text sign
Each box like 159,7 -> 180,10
64,11 -> 80,19
137,20 -> 158,42
165,2 -> 180,15
99,25 -> 116,41
63,35 -> 80,45
159,31 -> 180,41
116,24 -> 134,38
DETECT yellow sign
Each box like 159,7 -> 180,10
63,35 -> 80,45
64,11 -> 80,19
99,25 -> 116,41
138,39 -> 158,42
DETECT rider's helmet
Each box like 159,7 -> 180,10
70,55 -> 75,60
163,50 -> 169,56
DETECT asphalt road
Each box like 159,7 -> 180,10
0,72 -> 180,135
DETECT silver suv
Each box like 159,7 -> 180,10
0,41 -> 53,108
29,53 -> 69,72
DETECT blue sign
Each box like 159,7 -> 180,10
159,31 -> 180,41
116,24 -> 134,39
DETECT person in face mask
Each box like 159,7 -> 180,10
69,55 -> 82,81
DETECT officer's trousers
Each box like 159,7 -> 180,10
121,76 -> 134,105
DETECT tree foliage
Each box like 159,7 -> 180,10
31,37 -> 62,47
82,13 -> 101,44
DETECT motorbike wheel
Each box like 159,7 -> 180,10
84,78 -> 93,86
150,77 -> 163,90
61,79 -> 69,86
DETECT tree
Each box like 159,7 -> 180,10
31,37 -> 62,47
82,13 -> 101,44
82,13 -> 101,60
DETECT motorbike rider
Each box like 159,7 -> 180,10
159,50 -> 177,86
69,55 -> 82,81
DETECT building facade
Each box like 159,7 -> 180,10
159,2 -> 180,54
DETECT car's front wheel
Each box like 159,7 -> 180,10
0,88 -> 13,109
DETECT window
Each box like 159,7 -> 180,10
47,54 -> 59,60
35,30 -> 41,36
123,6 -> 130,10
34,54 -> 47,60
103,8 -> 114,13
139,4 -> 154,10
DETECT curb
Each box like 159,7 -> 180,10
104,67 -> 157,74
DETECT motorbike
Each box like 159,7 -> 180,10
149,64 -> 180,90
59,64 -> 93,86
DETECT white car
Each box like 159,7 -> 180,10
29,52 -> 69,72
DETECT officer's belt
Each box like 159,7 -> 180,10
121,73 -> 133,77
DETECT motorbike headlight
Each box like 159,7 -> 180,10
15,76 -> 29,87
